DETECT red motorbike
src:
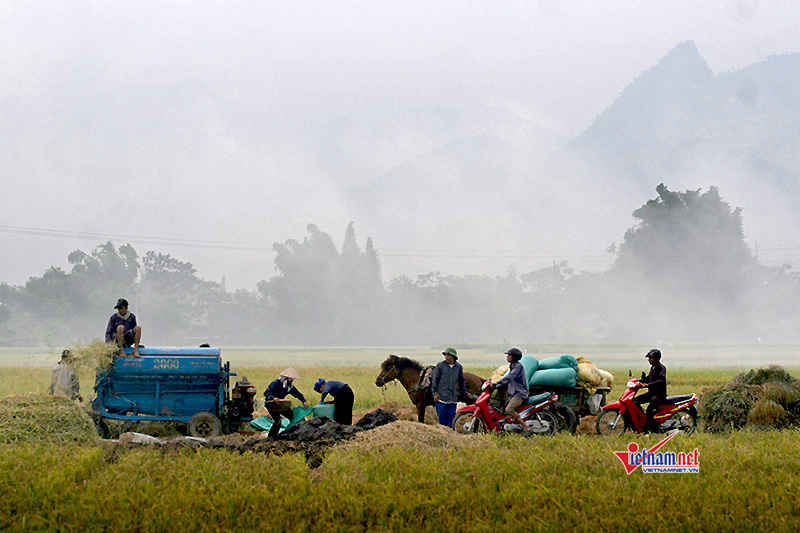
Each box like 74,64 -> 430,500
596,374 -> 698,436
452,381 -> 558,437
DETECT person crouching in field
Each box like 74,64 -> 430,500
105,298 -> 142,357
314,378 -> 355,425
431,347 -> 467,429
264,367 -> 310,438
50,349 -> 82,402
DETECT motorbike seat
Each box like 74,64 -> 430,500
526,392 -> 552,405
662,394 -> 694,404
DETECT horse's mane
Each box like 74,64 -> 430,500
382,355 -> 424,372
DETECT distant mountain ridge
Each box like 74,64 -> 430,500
571,40 -> 800,192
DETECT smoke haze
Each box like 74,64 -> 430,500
1,2 -> 799,347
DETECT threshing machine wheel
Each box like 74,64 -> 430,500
188,412 -> 222,438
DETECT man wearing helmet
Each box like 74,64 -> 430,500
493,348 -> 531,436
637,349 -> 667,431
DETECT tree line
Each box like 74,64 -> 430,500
2,186 -> 798,346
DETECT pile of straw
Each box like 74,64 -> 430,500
0,394 -> 97,445
66,340 -> 117,372
336,420 -> 483,453
700,365 -> 800,432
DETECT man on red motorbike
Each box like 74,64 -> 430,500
636,349 -> 667,431
493,348 -> 531,436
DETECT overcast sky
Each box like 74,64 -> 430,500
2,1 -> 799,290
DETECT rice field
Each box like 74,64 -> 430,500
1,344 -> 799,532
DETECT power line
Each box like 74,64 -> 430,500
9,224 -> 792,263
1,224 -> 616,260
0,224 -> 272,251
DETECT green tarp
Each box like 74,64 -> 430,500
250,405 -> 313,432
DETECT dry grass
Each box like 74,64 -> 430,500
66,340 -> 117,372
700,365 -> 800,432
0,394 -> 97,445
335,420 -> 484,453
747,399 -> 789,429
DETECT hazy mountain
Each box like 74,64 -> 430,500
2,40 -> 798,288
566,41 -> 800,249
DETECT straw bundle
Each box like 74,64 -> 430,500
747,399 -> 789,429
66,340 -> 117,372
336,420 -> 483,453
700,383 -> 761,432
731,365 -> 797,386
760,381 -> 800,406
700,366 -> 800,432
0,394 -> 97,445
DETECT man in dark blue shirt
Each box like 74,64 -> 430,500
264,367 -> 310,438
494,348 -> 531,435
105,298 -> 142,357
314,378 -> 354,425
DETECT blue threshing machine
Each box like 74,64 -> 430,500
90,346 -> 256,438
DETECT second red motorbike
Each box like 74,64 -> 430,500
596,374 -> 698,436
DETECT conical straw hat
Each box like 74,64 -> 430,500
280,367 -> 301,380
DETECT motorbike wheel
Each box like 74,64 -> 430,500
596,409 -> 627,436
526,411 -> 558,437
452,412 -> 486,434
672,409 -> 698,436
551,402 -> 577,434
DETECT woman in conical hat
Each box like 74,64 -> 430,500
264,367 -> 309,438
279,367 -> 301,380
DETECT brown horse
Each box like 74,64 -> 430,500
375,354 -> 484,423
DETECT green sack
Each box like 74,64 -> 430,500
520,355 -> 539,384
250,405 -> 313,432
529,367 -> 577,388
537,354 -> 578,371
312,403 -> 335,419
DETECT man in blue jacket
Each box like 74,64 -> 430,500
431,347 -> 467,428
494,348 -> 531,435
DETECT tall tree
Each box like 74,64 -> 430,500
608,184 -> 758,340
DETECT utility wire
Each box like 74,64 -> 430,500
2,223 -> 794,262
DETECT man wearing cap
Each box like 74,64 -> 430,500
264,367 -> 310,438
105,298 -> 142,358
431,347 -> 467,429
50,349 -> 82,401
494,348 -> 531,435
314,378 -> 354,425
